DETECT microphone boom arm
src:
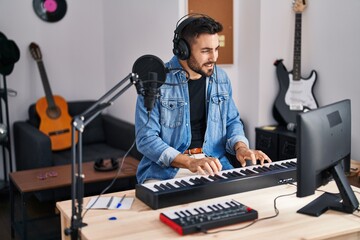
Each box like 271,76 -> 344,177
65,72 -> 139,239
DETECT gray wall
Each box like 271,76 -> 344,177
0,0 -> 359,177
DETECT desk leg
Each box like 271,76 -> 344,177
21,192 -> 28,240
10,179 -> 28,239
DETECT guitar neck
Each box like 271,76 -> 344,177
36,61 -> 57,108
292,13 -> 302,81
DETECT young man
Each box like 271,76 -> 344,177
135,15 -> 270,184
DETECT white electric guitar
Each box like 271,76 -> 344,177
273,0 -> 318,127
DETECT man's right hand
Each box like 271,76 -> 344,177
171,154 -> 222,176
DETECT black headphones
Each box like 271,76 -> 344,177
94,157 -> 119,172
172,14 -> 215,60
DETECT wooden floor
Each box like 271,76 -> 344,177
0,170 -> 359,240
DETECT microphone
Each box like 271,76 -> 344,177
143,72 -> 159,112
132,55 -> 167,112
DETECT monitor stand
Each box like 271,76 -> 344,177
297,192 -> 342,217
297,163 -> 359,217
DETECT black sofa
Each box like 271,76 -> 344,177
13,100 -> 142,201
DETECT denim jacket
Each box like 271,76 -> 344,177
135,56 -> 248,184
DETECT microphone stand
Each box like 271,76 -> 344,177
64,72 -> 139,239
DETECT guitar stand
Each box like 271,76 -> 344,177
0,75 -> 14,190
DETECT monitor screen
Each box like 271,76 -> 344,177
296,99 -> 359,216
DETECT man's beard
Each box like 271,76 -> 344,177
187,56 -> 214,77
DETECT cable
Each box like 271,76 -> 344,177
291,181 -> 360,217
352,190 -> 360,218
201,184 -> 360,234
202,189 -> 296,234
81,115 -> 150,219
140,68 -> 190,87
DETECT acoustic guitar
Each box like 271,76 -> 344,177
273,0 -> 318,128
29,42 -> 76,151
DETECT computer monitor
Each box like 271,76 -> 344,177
296,99 -> 359,216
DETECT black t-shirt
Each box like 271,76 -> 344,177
188,76 -> 206,149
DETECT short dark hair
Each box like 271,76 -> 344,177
181,16 -> 223,46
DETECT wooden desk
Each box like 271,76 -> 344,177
57,181 -> 360,240
10,157 -> 139,240
348,160 -> 360,188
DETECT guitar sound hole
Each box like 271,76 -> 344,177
46,106 -> 61,119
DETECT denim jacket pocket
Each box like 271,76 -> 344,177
210,93 -> 229,122
160,98 -> 185,128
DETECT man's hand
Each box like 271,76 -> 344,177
171,154 -> 222,176
234,143 -> 271,167
188,156 -> 222,175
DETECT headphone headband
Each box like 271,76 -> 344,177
172,13 -> 213,60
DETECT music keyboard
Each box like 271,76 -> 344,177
160,199 -> 258,235
136,159 -> 297,209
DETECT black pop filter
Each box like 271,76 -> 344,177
132,55 -> 167,112
132,54 -> 166,88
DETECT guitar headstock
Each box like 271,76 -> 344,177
293,0 -> 307,13
29,42 -> 42,61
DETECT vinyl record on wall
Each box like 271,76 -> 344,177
33,0 -> 67,23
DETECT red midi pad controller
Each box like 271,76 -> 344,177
159,199 -> 258,235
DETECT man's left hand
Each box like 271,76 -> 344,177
235,147 -> 271,167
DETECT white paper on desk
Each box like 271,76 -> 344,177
86,196 -> 134,210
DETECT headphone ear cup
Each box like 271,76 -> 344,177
111,158 -> 119,169
174,38 -> 190,60
93,158 -> 119,172
94,158 -> 104,171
